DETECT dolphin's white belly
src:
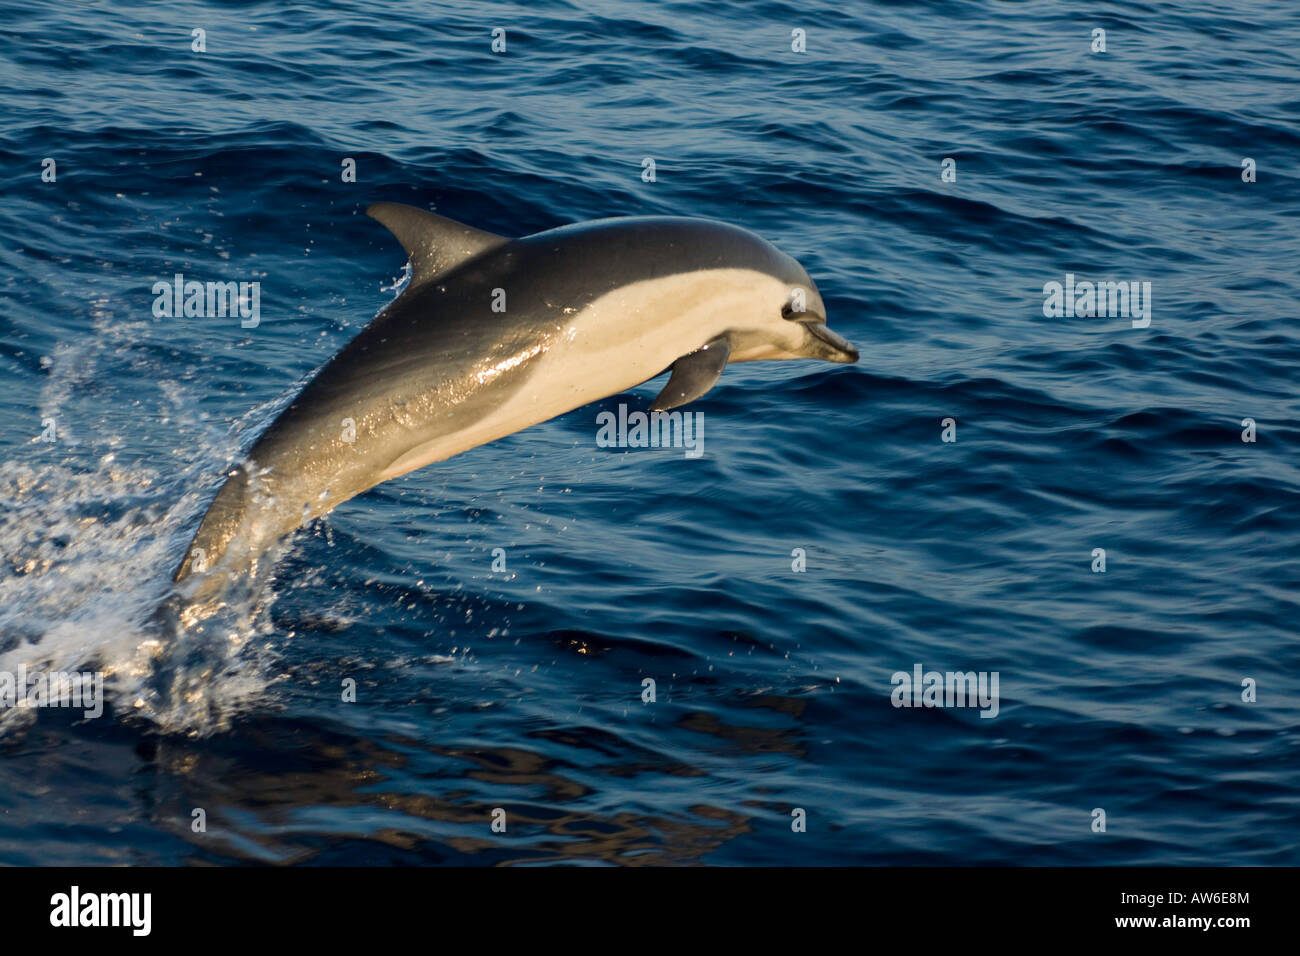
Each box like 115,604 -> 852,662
378,267 -> 782,480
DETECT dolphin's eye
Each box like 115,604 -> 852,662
783,303 -> 824,323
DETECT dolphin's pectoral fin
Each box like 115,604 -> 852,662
649,336 -> 731,411
366,202 -> 509,288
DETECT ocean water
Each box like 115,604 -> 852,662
1,0 -> 1297,865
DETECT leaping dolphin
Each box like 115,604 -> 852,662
171,203 -> 858,606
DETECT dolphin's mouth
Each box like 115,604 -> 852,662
804,322 -> 859,363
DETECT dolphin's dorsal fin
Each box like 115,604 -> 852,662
366,202 -> 508,287
649,336 -> 731,411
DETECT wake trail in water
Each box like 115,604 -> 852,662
0,312 -> 299,737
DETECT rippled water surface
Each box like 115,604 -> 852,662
1,0 -> 1298,864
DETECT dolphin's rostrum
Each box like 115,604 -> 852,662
172,203 -> 858,604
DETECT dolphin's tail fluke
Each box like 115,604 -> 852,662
155,464 -> 266,630
173,464 -> 251,583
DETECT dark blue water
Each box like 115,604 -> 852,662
1,0 -> 1297,865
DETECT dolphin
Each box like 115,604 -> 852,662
170,203 -> 858,606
